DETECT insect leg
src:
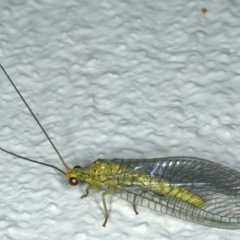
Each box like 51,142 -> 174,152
81,184 -> 99,199
101,187 -> 114,227
133,194 -> 139,215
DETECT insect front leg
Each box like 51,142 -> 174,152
101,186 -> 114,227
81,184 -> 99,199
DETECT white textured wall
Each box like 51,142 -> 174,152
1,1 -> 240,239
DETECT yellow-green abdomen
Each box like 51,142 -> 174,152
137,174 -> 204,206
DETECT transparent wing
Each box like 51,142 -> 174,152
110,157 -> 240,229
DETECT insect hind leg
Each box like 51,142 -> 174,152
131,189 -> 165,215
155,192 -> 165,197
133,194 -> 139,215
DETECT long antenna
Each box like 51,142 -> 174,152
0,64 -> 69,170
0,147 -> 65,174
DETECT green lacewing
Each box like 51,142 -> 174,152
1,64 -> 240,229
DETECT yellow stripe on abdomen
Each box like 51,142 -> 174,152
137,175 -> 204,207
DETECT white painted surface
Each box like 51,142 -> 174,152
1,1 -> 240,239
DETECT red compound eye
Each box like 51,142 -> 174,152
69,177 -> 78,186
